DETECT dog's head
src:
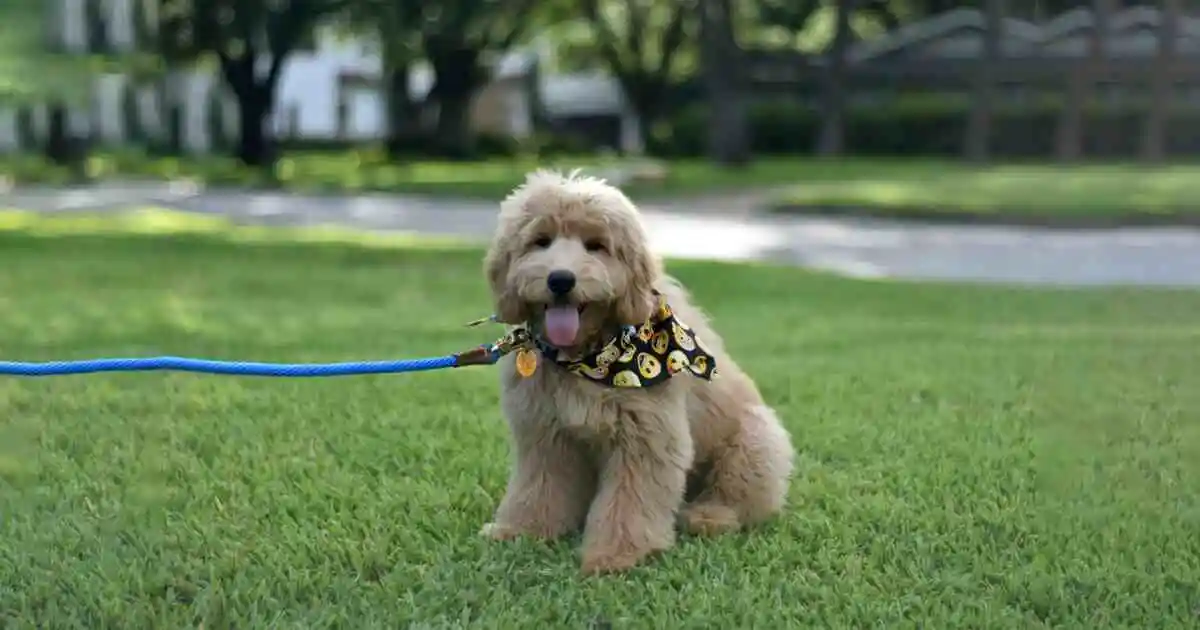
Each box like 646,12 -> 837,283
483,170 -> 662,354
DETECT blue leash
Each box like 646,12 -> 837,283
0,354 -> 466,377
0,328 -> 532,378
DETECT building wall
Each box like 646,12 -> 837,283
0,1 -> 636,154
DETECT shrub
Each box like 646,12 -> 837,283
121,83 -> 143,144
206,92 -> 227,153
474,132 -> 520,158
15,106 -> 37,151
516,131 -> 595,158
652,97 -> 1200,158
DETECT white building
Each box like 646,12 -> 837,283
0,0 -> 642,154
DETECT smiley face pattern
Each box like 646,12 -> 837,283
534,292 -> 718,388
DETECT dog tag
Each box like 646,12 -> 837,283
515,348 -> 538,378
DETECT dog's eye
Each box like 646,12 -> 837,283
584,239 -> 607,253
532,235 -> 553,249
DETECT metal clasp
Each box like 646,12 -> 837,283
491,327 -> 532,357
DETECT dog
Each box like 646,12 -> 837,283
479,169 -> 794,575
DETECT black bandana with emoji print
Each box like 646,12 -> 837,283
533,292 -> 718,388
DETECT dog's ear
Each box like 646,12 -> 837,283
483,236 -> 524,324
613,223 -> 661,326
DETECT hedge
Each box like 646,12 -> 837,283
121,83 -> 143,144
11,94 -> 1200,161
650,98 -> 1200,158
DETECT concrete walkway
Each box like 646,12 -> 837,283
7,183 -> 1200,287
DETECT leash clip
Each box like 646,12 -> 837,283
491,328 -> 532,357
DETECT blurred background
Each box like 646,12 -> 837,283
2,0 -> 1200,248
1,0 -> 1195,178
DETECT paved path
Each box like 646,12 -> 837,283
7,183 -> 1200,287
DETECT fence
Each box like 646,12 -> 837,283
742,6 -> 1200,160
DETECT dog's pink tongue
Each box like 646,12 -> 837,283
544,306 -> 580,347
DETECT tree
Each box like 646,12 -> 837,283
754,0 -> 821,41
0,0 -> 95,100
1056,0 -> 1114,162
816,0 -> 854,156
152,0 -> 349,167
341,0 -> 423,158
859,0 -> 901,31
700,0 -> 750,165
417,0 -> 539,158
904,0 -> 959,15
379,2 -> 422,157
578,0 -> 700,151
964,0 -> 1002,162
0,0 -> 105,168
1140,0 -> 1178,163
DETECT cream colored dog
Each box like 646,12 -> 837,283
480,170 -> 794,574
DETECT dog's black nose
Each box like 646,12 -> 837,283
546,270 -> 576,296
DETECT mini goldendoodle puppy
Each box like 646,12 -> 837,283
480,169 -> 794,575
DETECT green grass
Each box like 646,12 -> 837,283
1,213 -> 1199,627
1,150 -> 815,200
11,151 -> 1200,221
771,161 -> 1200,221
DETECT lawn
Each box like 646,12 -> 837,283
9,151 -> 1200,223
1,150 -> 812,200
770,161 -> 1200,223
1,213 -> 1198,627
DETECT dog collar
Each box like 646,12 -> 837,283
466,294 -> 718,388
529,292 -> 718,388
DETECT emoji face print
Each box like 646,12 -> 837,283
595,341 -> 620,367
651,331 -> 670,355
636,352 -> 662,379
672,322 -> 696,351
612,370 -> 641,387
666,350 -> 689,374
571,363 -> 609,380
536,291 -> 716,388
656,299 -> 672,320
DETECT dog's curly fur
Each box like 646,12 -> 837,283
480,170 -> 795,574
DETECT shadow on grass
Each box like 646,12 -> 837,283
2,152 -> 828,200
769,163 -> 1200,227
0,207 -> 480,254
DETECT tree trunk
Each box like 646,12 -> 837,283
817,0 -> 853,156
523,56 -> 549,134
863,0 -> 900,31
43,102 -> 71,164
1056,0 -> 1112,162
220,50 -> 278,168
235,86 -> 273,167
965,0 -> 1004,163
700,0 -> 750,166
1056,73 -> 1085,162
44,102 -> 88,180
154,71 -> 181,155
621,77 -> 665,155
434,90 -> 475,159
384,60 -> 421,160
635,107 -> 655,154
427,45 -> 483,159
1140,0 -> 1178,163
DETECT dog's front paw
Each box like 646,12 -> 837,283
580,546 -> 653,575
679,503 -> 741,537
479,522 -> 521,541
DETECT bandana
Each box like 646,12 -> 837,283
530,292 -> 718,388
